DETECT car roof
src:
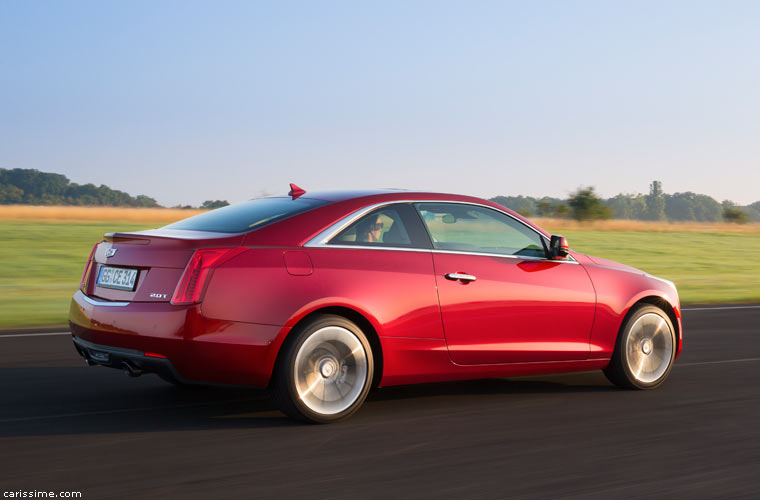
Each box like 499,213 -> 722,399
266,189 -> 486,203
260,188 -> 550,237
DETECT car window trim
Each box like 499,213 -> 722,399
413,201 -> 550,260
327,203 -> 432,249
304,200 -> 577,264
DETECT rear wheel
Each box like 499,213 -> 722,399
271,315 -> 374,423
603,304 -> 676,389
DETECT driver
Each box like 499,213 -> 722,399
356,215 -> 384,243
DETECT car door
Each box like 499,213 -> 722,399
415,202 -> 596,364
307,203 -> 444,340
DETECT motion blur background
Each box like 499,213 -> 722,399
1,3 -> 759,499
1,0 -> 758,326
2,0 -> 759,206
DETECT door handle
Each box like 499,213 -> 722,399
444,272 -> 477,282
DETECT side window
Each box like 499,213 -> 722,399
329,205 -> 415,247
415,203 -> 547,258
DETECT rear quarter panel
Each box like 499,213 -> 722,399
201,247 -> 443,339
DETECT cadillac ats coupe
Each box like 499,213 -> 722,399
70,186 -> 682,423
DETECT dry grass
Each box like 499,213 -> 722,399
532,217 -> 760,234
0,205 -> 206,223
2,206 -> 759,232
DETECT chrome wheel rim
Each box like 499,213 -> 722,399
625,312 -> 674,384
294,326 -> 368,415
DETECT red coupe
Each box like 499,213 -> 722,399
70,186 -> 682,423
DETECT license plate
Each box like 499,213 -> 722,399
97,266 -> 138,291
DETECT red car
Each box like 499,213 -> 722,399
70,186 -> 682,423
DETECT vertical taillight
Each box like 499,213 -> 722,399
80,242 -> 100,293
171,247 -> 247,305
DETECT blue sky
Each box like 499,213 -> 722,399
1,0 -> 758,206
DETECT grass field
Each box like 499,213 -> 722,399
0,206 -> 758,329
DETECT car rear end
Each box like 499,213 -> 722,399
69,197 -> 329,386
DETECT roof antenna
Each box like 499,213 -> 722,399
288,183 -> 306,200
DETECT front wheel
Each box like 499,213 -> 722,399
270,315 -> 374,423
603,304 -> 676,390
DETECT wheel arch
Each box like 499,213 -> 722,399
621,294 -> 682,358
271,305 -> 384,389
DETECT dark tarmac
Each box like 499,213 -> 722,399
1,306 -> 758,499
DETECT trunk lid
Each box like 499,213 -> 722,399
84,229 -> 246,303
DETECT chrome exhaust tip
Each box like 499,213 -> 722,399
121,361 -> 143,377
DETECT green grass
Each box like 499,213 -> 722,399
1,220 -> 758,329
558,230 -> 760,304
0,220 -> 161,329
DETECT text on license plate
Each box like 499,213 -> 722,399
97,266 -> 138,291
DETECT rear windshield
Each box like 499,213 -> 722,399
162,197 -> 329,233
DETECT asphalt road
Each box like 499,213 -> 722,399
1,306 -> 759,499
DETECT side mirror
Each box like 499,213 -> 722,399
549,235 -> 569,260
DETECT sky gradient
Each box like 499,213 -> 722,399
1,0 -> 758,206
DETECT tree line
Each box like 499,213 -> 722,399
1,169 -> 756,221
491,181 -> 760,223
0,168 -> 160,207
0,168 -> 230,209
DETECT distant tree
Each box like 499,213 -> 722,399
536,200 -> 553,217
606,193 -> 647,219
722,201 -> 749,224
134,194 -> 160,207
553,203 -> 569,218
0,168 -> 162,207
723,206 -> 748,223
665,192 -> 721,222
201,200 -> 230,209
0,184 -> 25,204
490,195 -> 536,217
740,205 -> 760,222
645,180 -> 666,221
568,187 -> 611,221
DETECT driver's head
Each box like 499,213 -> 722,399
357,215 -> 383,242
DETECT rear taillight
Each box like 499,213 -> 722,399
171,247 -> 247,305
80,242 -> 100,292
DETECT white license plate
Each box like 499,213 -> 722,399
97,266 -> 138,291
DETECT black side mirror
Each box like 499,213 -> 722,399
549,235 -> 569,260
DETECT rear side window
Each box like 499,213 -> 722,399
328,204 -> 431,249
163,198 -> 328,233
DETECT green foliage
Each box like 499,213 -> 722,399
644,180 -> 666,221
490,195 -> 567,218
723,204 -> 749,224
567,187 -> 612,221
0,168 -> 160,207
490,195 -> 536,216
606,193 -> 648,219
665,192 -> 722,221
0,183 -> 24,203
493,181 -> 756,223
201,200 -> 230,209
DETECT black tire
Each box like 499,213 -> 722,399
270,314 -> 374,424
603,304 -> 676,390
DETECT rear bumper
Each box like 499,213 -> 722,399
73,335 -> 186,382
69,290 -> 288,387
